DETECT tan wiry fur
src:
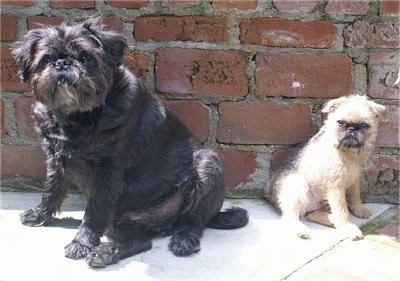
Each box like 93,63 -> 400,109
265,95 -> 387,240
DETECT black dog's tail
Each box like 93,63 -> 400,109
206,207 -> 249,229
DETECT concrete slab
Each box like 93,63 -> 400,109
0,192 -> 395,281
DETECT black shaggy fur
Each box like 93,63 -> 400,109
12,18 -> 248,268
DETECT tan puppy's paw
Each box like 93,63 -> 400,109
282,217 -> 311,239
340,223 -> 364,241
349,205 -> 371,219
296,229 -> 310,240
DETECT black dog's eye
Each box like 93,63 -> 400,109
78,52 -> 90,63
39,54 -> 52,65
361,122 -> 370,129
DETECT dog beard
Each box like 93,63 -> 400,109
30,64 -> 102,113
335,122 -> 367,149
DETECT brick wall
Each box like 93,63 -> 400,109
0,0 -> 399,203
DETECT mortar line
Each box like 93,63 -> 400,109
280,238 -> 346,281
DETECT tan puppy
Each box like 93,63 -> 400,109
266,95 -> 387,240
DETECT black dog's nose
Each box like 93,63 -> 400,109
55,58 -> 71,70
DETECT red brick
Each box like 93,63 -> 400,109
218,150 -> 258,189
0,145 -> 46,180
165,100 -> 211,143
0,15 -> 17,41
218,102 -> 311,145
380,0 -> 400,16
15,96 -> 37,139
272,0 -> 319,13
135,16 -> 227,42
367,153 -> 399,199
0,0 -> 33,6
28,16 -> 122,32
123,51 -> 150,81
343,21 -> 400,48
255,52 -> 352,98
368,52 -> 399,100
212,0 -> 258,10
325,0 -> 370,15
50,0 -> 95,8
156,48 -> 247,97
1,100 -> 6,138
101,16 -> 123,32
161,0 -> 202,6
240,18 -> 336,48
376,105 -> 399,148
0,47 -> 30,93
28,16 -> 64,30
271,150 -> 291,172
105,0 -> 149,8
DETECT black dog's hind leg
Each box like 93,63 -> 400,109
168,225 -> 204,256
168,149 -> 225,256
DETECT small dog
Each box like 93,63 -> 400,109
265,95 -> 387,240
12,18 -> 248,268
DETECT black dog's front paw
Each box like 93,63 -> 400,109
20,208 -> 51,226
86,243 -> 120,268
64,241 -> 92,259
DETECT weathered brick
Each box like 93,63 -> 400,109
270,150 -> 291,172
1,100 -> 6,138
0,47 -> 30,93
0,0 -> 33,6
161,0 -> 202,7
255,52 -> 352,98
50,0 -> 95,8
28,16 -> 122,32
212,0 -> 258,10
0,15 -> 17,41
14,96 -> 37,139
368,52 -> 399,99
376,105 -> 399,148
101,16 -> 123,32
367,153 -> 399,202
0,145 -> 46,180
165,100 -> 211,143
218,102 -> 311,145
343,21 -> 400,48
123,51 -> 150,81
272,0 -> 319,13
135,16 -> 227,42
218,150 -> 258,189
28,16 -> 64,30
380,0 -> 400,16
156,48 -> 247,97
325,0 -> 370,15
240,18 -> 336,48
105,0 -> 149,8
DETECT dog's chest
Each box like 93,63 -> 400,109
63,156 -> 96,193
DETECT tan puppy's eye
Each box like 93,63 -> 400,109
337,120 -> 346,126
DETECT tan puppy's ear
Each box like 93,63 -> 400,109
321,96 -> 349,114
321,95 -> 349,116
367,101 -> 389,122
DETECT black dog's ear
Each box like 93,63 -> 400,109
11,29 -> 44,83
83,18 -> 127,66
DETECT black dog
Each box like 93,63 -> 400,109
12,18 -> 248,268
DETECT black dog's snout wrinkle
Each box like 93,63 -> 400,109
55,58 -> 71,71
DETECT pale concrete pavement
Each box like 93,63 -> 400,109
1,192 -> 399,281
